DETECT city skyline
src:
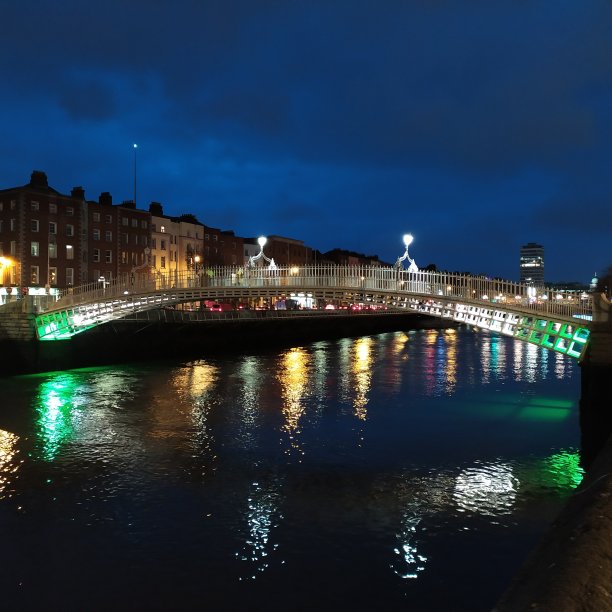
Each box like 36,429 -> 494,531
2,2 -> 612,282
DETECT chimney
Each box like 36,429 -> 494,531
149,201 -> 164,216
71,186 -> 85,200
29,170 -> 48,187
99,192 -> 113,206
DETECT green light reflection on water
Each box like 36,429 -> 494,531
34,373 -> 87,462
541,450 -> 584,490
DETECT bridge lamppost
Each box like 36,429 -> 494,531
395,234 -> 418,272
247,236 -> 276,270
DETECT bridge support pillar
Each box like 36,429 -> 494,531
579,293 -> 612,467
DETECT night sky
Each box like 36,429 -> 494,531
2,1 -> 611,282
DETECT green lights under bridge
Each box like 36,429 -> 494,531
32,265 -> 592,360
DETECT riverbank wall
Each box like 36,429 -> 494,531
0,310 -> 452,376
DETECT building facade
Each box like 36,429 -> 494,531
519,242 -> 545,285
0,171 -> 152,291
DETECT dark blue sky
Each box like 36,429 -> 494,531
2,1 -> 611,282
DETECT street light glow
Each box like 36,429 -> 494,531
257,236 -> 267,247
403,234 -> 414,247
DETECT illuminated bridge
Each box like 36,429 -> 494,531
30,264 -> 593,360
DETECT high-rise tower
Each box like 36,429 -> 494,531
519,242 -> 545,285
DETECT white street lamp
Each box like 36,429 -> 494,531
395,233 -> 418,272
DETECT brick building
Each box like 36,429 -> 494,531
0,171 -> 152,290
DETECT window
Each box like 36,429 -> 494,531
10,219 -> 16,231
161,256 -> 166,269
10,200 -> 16,210
66,224 -> 74,237
31,219 -> 39,232
123,233 -> 128,244
49,267 -> 57,285
93,229 -> 100,241
205,234 -> 210,241
49,203 -> 57,214
93,249 -> 100,263
0,202 -> 3,212
66,207 -> 74,216
160,240 -> 166,251
122,217 -> 128,226
142,236 -> 148,246
93,212 -> 101,222
66,245 -> 74,260
10,241 -> 16,256
213,235 -> 218,241
66,268 -> 74,285
151,238 -> 157,249
105,250 -> 112,263
134,235 -> 139,245
48,242 -> 57,259
31,241 -> 40,256
131,218 -> 138,228
121,251 -> 127,264
0,220 -> 2,232
31,201 -> 39,211
141,220 -> 148,229
31,266 -> 39,284
49,222 -> 57,235
105,230 -> 112,242
105,214 -> 112,224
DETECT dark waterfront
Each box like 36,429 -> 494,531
0,327 -> 583,611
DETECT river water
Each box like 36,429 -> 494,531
0,327 -> 583,611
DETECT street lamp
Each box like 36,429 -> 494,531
133,143 -> 138,206
395,233 -> 418,272
247,235 -> 275,269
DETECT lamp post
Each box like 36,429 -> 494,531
133,143 -> 138,206
395,233 -> 418,272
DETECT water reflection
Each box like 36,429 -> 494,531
454,461 -> 518,517
171,361 -> 219,474
236,476 -> 284,580
352,337 -> 373,420
0,429 -> 21,499
278,348 -> 310,454
392,506 -> 428,579
35,374 -> 87,461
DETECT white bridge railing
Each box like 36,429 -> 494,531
43,264 -> 592,322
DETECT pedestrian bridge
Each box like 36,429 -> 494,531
28,265 -> 593,360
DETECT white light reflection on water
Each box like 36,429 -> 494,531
454,461 -> 518,517
392,509 -> 428,579
236,478 -> 284,580
0,429 -> 21,500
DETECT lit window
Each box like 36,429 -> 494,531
160,225 -> 165,233
48,242 -> 57,259
31,241 -> 40,256
31,265 -> 39,284
49,267 -> 57,285
66,245 -> 74,260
